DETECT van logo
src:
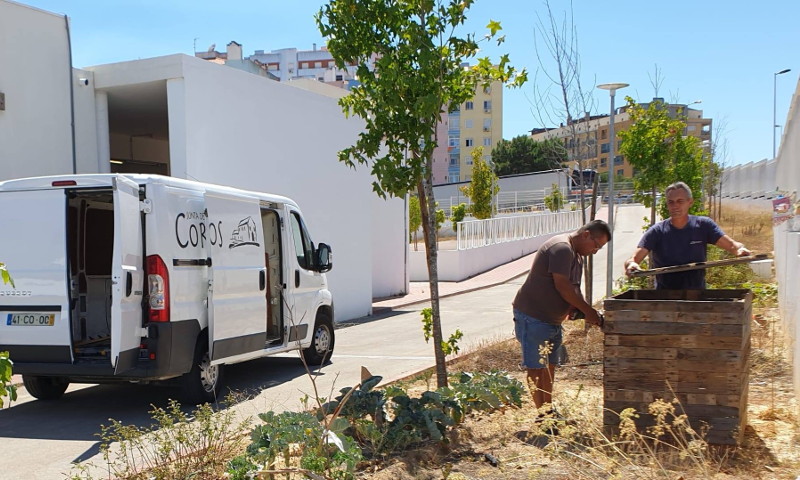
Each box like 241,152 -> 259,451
229,217 -> 260,249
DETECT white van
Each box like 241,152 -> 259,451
0,174 -> 334,403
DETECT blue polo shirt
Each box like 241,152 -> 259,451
638,215 -> 725,289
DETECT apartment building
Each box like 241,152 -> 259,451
432,81 -> 503,184
196,41 -> 371,89
530,98 -> 712,178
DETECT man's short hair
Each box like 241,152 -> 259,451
665,181 -> 693,199
579,219 -> 612,241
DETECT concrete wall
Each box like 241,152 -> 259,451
168,55 -> 405,320
774,75 -> 800,407
410,233 -> 558,282
722,159 -> 777,199
0,1 -> 74,180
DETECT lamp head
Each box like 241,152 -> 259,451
597,82 -> 630,93
776,68 -> 791,75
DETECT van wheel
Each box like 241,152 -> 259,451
179,340 -> 223,404
302,313 -> 334,366
22,375 -> 69,400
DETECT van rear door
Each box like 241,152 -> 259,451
205,192 -> 268,364
110,176 -> 144,374
0,189 -> 72,363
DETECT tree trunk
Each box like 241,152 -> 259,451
417,174 -> 448,388
650,185 -> 657,226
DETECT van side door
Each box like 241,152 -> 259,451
285,209 -> 325,339
205,192 -> 268,363
111,176 -> 144,374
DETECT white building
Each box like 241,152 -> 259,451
0,0 -> 406,321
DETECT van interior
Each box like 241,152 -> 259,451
67,189 -> 115,361
261,208 -> 283,344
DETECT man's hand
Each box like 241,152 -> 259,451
585,309 -> 603,327
736,245 -> 751,257
625,261 -> 642,277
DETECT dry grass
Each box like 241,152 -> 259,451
361,207 -> 799,479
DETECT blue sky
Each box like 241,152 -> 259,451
23,0 -> 800,166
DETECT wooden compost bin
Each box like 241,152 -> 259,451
602,289 -> 752,445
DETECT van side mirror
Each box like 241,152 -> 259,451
315,243 -> 332,273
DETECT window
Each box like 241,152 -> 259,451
449,135 -> 459,147
465,101 -> 474,110
465,138 -> 474,147
335,74 -> 343,81
687,125 -> 696,131
601,129 -> 608,140
483,137 -> 492,146
600,143 -> 610,154
465,119 -> 473,128
600,158 -> 607,167
614,155 -> 624,165
314,61 -> 322,68
466,156 -> 473,165
483,85 -> 491,94
290,212 -> 315,270
483,119 -> 491,131
483,100 -> 491,112
616,169 -> 624,177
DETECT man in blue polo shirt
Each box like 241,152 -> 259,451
624,181 -> 750,289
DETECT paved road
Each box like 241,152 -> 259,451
0,204 -> 647,479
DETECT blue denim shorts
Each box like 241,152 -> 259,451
513,308 -> 563,369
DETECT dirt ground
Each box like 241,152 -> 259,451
366,207 -> 799,479
358,307 -> 799,480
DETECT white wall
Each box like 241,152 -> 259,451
0,1 -> 74,180
171,56 -> 405,320
410,233 -> 557,282
774,75 -> 800,407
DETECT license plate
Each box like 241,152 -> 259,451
6,313 -> 56,326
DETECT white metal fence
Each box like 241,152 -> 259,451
456,209 -> 584,250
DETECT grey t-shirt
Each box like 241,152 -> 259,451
512,233 -> 582,325
639,215 -> 724,289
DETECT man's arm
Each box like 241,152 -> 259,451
715,235 -> 751,257
552,272 -> 601,326
624,246 -> 650,276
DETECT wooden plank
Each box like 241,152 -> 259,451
609,289 -> 752,302
604,401 -> 742,419
605,334 -> 744,349
604,358 -> 677,370
675,358 -> 744,372
604,346 -> 677,360
605,309 -> 747,324
675,348 -> 745,363
628,255 -> 769,278
603,320 -> 744,336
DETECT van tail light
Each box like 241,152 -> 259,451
146,255 -> 170,322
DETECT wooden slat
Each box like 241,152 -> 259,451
605,334 -> 744,349
604,346 -> 677,360
603,320 -> 744,336
605,310 -> 747,325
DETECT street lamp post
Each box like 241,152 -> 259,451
597,82 -> 629,298
774,69 -> 791,160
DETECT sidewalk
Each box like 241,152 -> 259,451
372,251 -> 534,312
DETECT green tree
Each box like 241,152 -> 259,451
543,183 -> 565,212
492,136 -> 565,175
618,97 -> 705,226
460,147 -> 499,219
317,0 -> 526,387
450,203 -> 467,233
409,195 -> 422,250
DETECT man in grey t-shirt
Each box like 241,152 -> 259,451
624,181 -> 750,289
512,219 -> 610,413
